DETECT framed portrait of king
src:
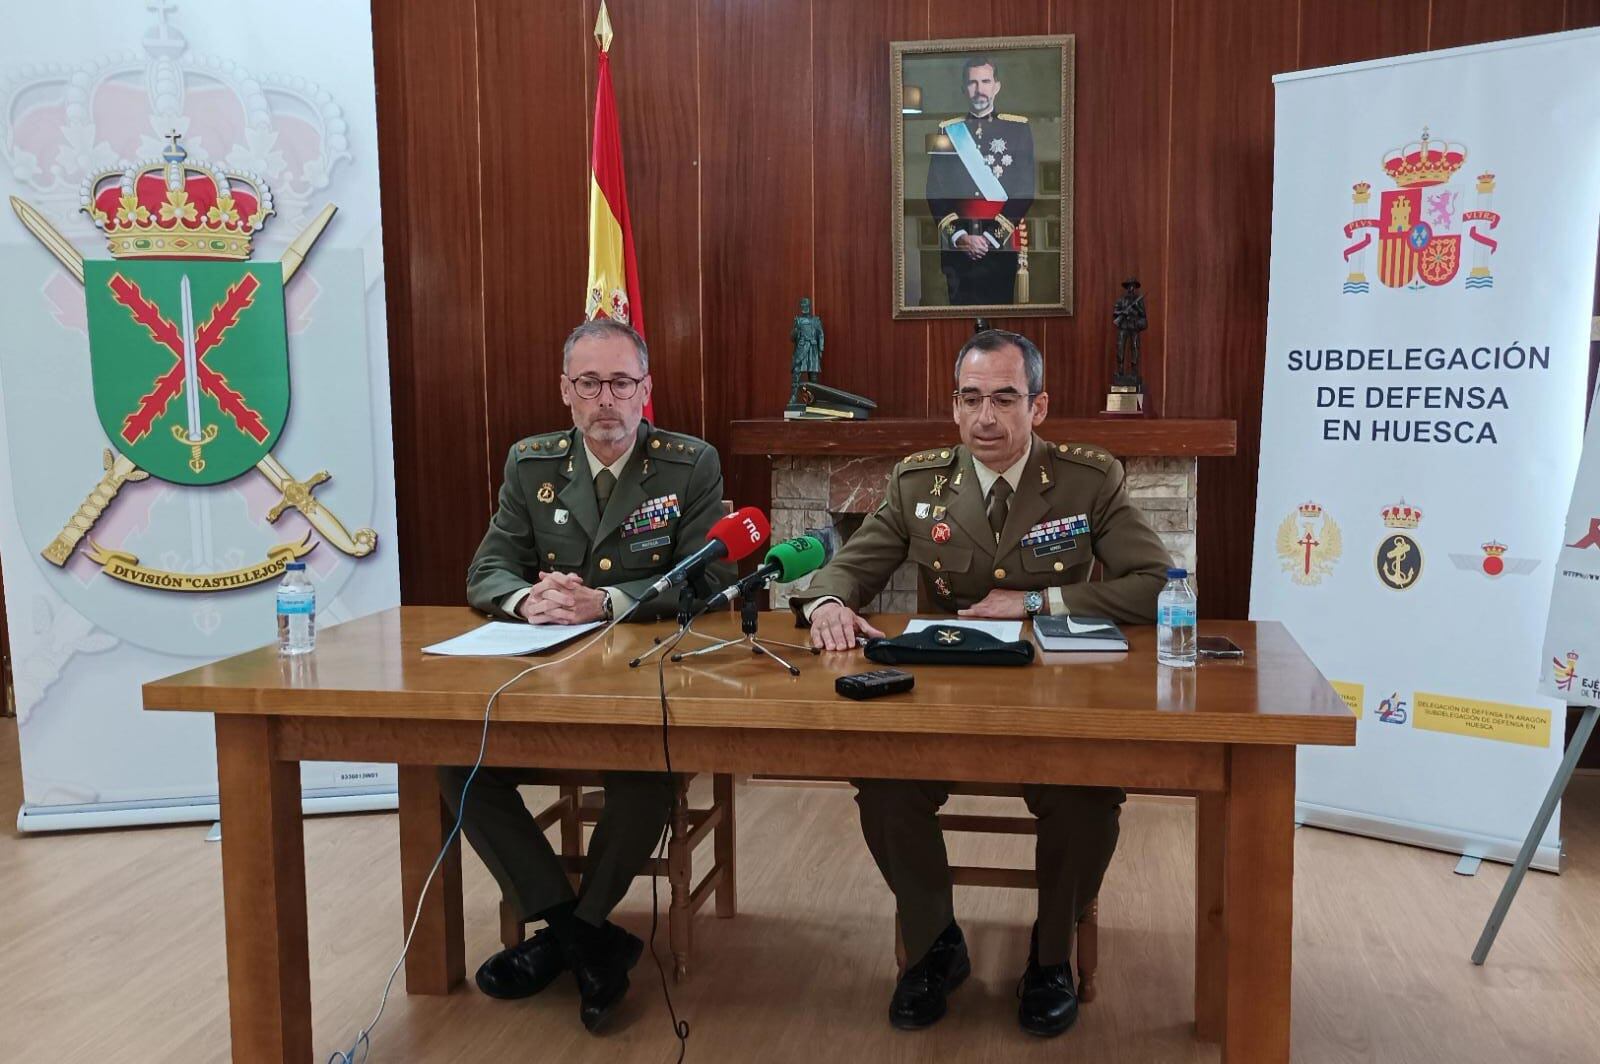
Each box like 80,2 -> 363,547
891,36 -> 1074,318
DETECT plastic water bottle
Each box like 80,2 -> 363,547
1157,567 -> 1197,669
276,561 -> 316,656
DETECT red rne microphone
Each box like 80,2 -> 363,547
636,506 -> 770,604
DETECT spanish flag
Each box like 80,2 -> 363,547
586,2 -> 650,419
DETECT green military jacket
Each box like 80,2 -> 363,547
792,436 -> 1172,625
467,421 -> 734,622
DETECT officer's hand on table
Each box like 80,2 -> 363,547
957,588 -> 1028,620
518,571 -> 608,625
955,233 -> 990,260
808,602 -> 887,652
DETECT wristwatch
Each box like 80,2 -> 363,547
601,592 -> 615,622
1023,590 -> 1044,618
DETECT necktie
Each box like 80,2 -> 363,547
987,478 -> 1013,542
595,469 -> 617,512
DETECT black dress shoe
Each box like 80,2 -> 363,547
889,922 -> 971,1030
569,922 -> 644,1033
1017,925 -> 1079,1037
474,927 -> 568,1000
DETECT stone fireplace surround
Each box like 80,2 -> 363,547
730,419 -> 1237,614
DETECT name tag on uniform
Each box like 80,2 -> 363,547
1021,514 -> 1090,556
623,494 -> 681,538
630,534 -> 672,553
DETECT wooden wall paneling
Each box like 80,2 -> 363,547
1427,0 -> 1565,49
1295,0 -> 1430,70
1050,0 -> 1172,417
589,0 -> 708,439
477,1 -> 588,464
699,0 -> 817,516
372,0 -> 492,606
1164,0 -> 1297,619
1569,1 -> 1600,30
812,0 -> 928,419
924,0 -> 1058,415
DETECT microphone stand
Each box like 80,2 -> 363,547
628,584 -> 718,668
671,593 -> 818,676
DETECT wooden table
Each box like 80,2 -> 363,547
143,607 -> 1353,1062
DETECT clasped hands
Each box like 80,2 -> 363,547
955,233 -> 991,260
517,570 -> 609,625
808,588 -> 1030,651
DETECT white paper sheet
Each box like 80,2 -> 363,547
901,618 -> 1023,642
421,621 -> 604,656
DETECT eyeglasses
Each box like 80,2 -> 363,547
952,389 -> 1037,414
568,374 -> 645,400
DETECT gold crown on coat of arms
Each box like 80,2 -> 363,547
1381,501 -> 1422,529
1382,128 -> 1467,188
80,132 -> 273,260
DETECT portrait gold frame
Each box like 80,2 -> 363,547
891,35 -> 1075,319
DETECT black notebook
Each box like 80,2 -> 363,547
1032,614 -> 1129,652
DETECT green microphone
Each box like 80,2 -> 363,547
702,534 -> 829,611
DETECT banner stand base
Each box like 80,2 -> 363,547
1295,801 -> 1563,874
16,790 -> 398,834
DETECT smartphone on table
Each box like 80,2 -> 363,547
1196,635 -> 1244,659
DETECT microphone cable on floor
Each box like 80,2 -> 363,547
650,622 -> 696,1063
328,610 -> 632,1064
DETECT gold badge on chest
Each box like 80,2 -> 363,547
930,474 -> 948,498
536,482 -> 556,504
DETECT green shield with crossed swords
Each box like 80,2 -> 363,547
84,259 -> 288,486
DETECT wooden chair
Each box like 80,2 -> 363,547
498,771 -> 736,982
500,500 -> 741,981
892,783 -> 1100,1003
886,571 -> 1113,996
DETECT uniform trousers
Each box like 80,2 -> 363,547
438,766 -> 673,927
854,779 -> 1124,967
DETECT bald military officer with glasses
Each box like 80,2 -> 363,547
790,328 -> 1172,1039
444,319 -> 732,1034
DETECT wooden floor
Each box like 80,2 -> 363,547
3,718 -> 1599,1063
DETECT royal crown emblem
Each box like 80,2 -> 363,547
1341,127 -> 1501,294
1381,501 -> 1422,529
82,132 -> 273,261
1382,130 -> 1467,187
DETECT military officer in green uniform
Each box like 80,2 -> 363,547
792,329 -> 1172,1038
444,318 -> 733,1033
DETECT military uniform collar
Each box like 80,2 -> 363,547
582,435 -> 637,481
971,449 -> 1031,497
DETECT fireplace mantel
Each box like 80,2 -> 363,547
730,418 -> 1236,459
740,417 -> 1235,614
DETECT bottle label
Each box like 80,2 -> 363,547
277,597 -> 315,615
1159,604 -> 1196,627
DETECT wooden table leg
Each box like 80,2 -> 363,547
713,772 -> 737,918
1223,745 -> 1296,1063
397,764 -> 465,994
216,714 -> 311,1062
1195,791 -> 1226,1043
